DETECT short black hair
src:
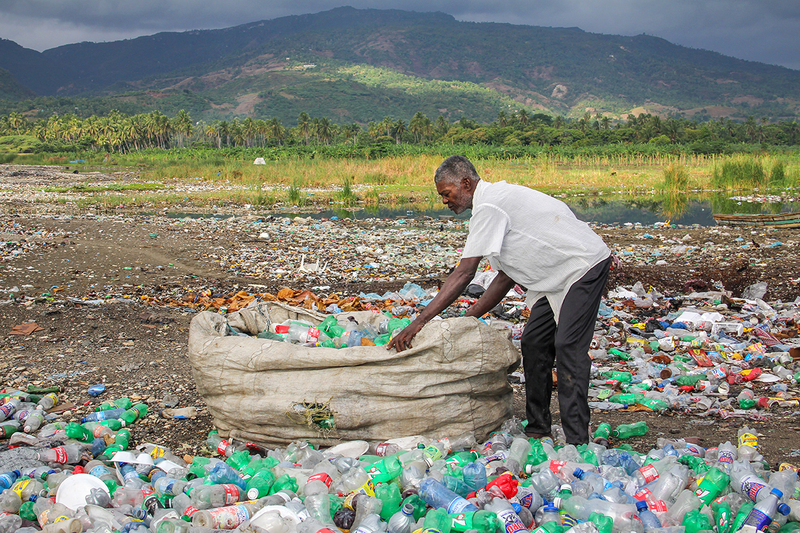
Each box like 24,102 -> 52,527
434,155 -> 481,184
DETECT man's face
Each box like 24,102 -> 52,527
436,178 -> 473,214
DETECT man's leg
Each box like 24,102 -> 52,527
521,297 -> 557,437
554,256 -> 612,444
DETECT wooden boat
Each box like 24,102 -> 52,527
713,212 -> 800,228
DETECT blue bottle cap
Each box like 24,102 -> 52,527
636,500 -> 647,511
573,467 -> 584,478
512,502 -> 522,513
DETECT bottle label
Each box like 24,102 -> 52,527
446,497 -> 475,515
517,490 -> 535,509
217,440 -> 230,456
739,432 -> 759,449
742,508 -> 771,531
495,508 -> 527,533
53,446 -> 68,463
375,442 -> 393,456
308,472 -> 333,487
223,484 -> 240,504
638,464 -> 659,484
343,479 -> 376,506
549,461 -> 567,475
12,478 -> 30,497
205,505 -> 251,529
183,505 -> 200,518
738,475 -> 768,502
160,478 -> 179,496
150,446 -> 167,460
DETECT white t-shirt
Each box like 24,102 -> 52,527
461,180 -> 610,323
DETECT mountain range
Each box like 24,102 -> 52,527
1,6 -> 798,124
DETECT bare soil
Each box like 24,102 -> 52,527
1,164 -> 800,468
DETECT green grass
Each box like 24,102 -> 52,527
661,163 -> 690,191
336,176 -> 358,207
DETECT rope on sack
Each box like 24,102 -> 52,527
286,397 -> 338,438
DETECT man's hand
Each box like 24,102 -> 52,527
386,256 -> 481,352
387,320 -> 424,352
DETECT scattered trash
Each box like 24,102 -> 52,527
8,322 -> 44,335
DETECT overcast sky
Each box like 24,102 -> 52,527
1,0 -> 798,70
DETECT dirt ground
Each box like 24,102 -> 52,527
2,164 -> 800,469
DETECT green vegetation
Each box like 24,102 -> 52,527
711,155 -> 797,189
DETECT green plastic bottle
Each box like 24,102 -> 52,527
612,421 -> 648,439
586,512 -> 612,533
527,438 -> 548,467
375,482 -> 402,521
694,466 -> 730,505
403,494 -> 428,521
636,397 -> 669,411
675,375 -> 704,387
732,501 -> 755,533
269,474 -> 298,495
95,397 -> 133,412
366,455 -> 403,483
19,500 -> 37,522
119,403 -> 148,426
577,444 -> 599,467
448,510 -> 499,533
601,370 -> 633,383
683,508 -> 713,533
245,469 -> 275,499
445,450 -> 479,469
592,423 -> 612,446
609,393 -> 644,404
65,422 -> 93,442
739,398 -> 757,409
423,508 -> 453,533
712,500 -> 732,533
679,455 -> 710,475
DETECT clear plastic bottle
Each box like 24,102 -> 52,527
739,488 -> 790,533
504,437 -> 532,476
22,409 -> 45,433
462,462 -> 488,493
418,477 -> 478,514
484,497 -> 529,533
190,483 -> 243,509
636,500 -> 662,532
387,503 -> 416,533
191,501 -> 261,529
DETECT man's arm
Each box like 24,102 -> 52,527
388,256 -> 482,352
464,269 -> 516,318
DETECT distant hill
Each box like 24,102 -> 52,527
0,66 -> 36,101
0,7 -> 798,123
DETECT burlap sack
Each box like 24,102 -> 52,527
189,302 -> 519,447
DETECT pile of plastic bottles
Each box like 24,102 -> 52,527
3,398 -> 800,533
231,313 -> 412,348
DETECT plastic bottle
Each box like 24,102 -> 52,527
36,444 -> 83,465
636,501 -> 662,532
712,500 -> 733,533
387,503 -> 416,533
81,408 -> 126,424
484,497 -> 528,533
351,513 -> 385,533
375,481 -> 402,521
95,397 -> 133,412
0,399 -> 21,421
633,455 -> 677,487
739,489 -> 790,533
612,421 -> 648,439
592,423 -> 612,446
418,477 -> 478,514
191,501 -> 260,529
366,455 -> 403,483
204,461 -> 247,490
462,462 -> 488,493
504,437 -> 532,476
36,393 -> 58,410
694,465 -> 726,503
22,409 -> 45,433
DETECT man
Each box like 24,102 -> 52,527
388,155 -> 611,444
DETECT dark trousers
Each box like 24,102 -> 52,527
521,256 -> 611,444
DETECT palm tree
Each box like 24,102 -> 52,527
393,119 -> 406,144
171,109 -> 193,148
517,109 -> 530,128
297,112 -> 311,145
317,117 -> 334,145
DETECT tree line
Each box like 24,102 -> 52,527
1,108 -> 799,154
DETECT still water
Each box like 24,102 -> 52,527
167,193 -> 800,227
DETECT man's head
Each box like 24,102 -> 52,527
434,155 -> 481,215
